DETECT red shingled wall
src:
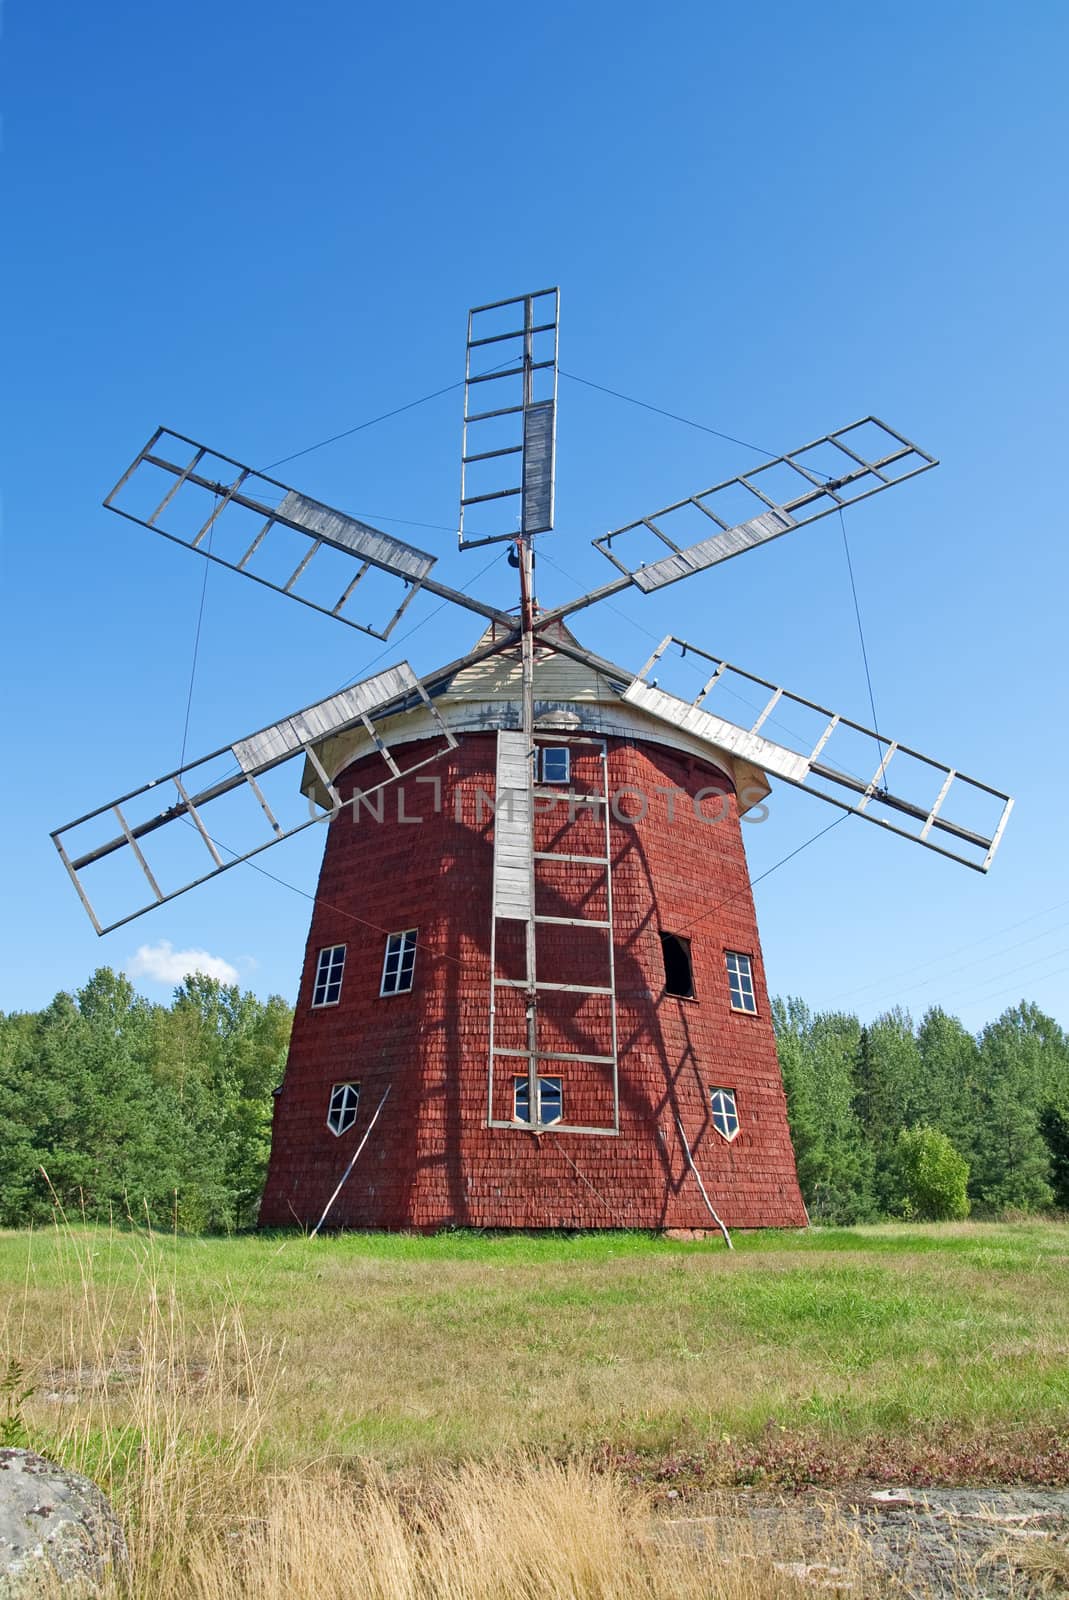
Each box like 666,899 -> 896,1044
258,731 -> 807,1231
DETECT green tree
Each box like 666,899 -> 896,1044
0,968 -> 291,1231
855,1008 -> 922,1211
972,1003 -> 1058,1213
891,1125 -> 970,1220
151,975 -> 291,1229
773,998 -> 874,1223
1039,1105 -> 1069,1211
0,973 -> 181,1223
916,1007 -> 982,1169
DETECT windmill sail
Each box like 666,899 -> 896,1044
51,663 -> 458,936
594,416 -> 936,590
458,288 -> 559,549
538,418 -> 937,629
105,428 -> 514,639
622,637 -> 1012,872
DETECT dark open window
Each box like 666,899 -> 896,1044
660,932 -> 694,998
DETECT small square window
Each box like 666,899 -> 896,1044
709,1087 -> 740,1141
540,746 -> 570,785
725,950 -> 757,1013
381,929 -> 417,996
312,944 -> 346,1007
660,932 -> 695,998
327,1081 -> 360,1136
513,1074 -> 563,1126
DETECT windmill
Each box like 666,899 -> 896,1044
52,288 -> 1013,1234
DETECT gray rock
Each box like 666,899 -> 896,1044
0,1449 -> 126,1596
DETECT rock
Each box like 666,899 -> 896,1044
0,1449 -> 126,1596
773,1561 -> 853,1591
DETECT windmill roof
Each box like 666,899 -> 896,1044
301,617 -> 770,813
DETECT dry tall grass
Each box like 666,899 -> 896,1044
158,1463 -> 871,1600
2,1222 -> 882,1598
5,1220 -> 1060,1596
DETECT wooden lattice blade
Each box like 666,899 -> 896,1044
51,663 -> 458,935
590,417 -> 937,595
623,637 -> 1012,873
105,427 -> 514,637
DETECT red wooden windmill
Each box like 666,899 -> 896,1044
52,289 -> 1013,1235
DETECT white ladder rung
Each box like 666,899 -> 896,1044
494,978 -> 613,995
533,851 -> 610,865
534,915 -> 611,929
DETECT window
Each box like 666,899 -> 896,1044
709,1087 -> 740,1142
380,929 -> 417,996
660,932 -> 695,998
540,746 -> 570,784
513,1074 -> 563,1126
725,950 -> 757,1013
312,944 -> 346,1007
327,1081 -> 360,1136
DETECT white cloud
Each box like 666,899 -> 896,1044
126,940 -> 240,987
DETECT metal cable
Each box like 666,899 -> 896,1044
560,369 -> 781,459
179,524 -> 213,768
258,380 -> 467,473
673,814 -> 849,940
259,351 -> 518,473
838,506 -> 888,763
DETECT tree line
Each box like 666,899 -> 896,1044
0,968 -> 1066,1229
773,997 -> 1069,1222
0,969 -> 291,1230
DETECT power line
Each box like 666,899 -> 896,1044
942,963 -> 1069,1016
829,897 -> 1069,1004
923,944 -> 1069,1012
874,919 -> 1069,1004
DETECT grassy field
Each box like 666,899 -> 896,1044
2,1221 -> 1068,1595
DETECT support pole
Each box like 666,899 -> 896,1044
519,538 -> 538,1128
311,1085 -> 391,1237
673,1112 -> 733,1249
519,287 -> 540,1130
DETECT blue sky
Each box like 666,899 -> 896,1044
3,0 -> 1068,1032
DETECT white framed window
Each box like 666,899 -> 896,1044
380,929 -> 417,996
327,1081 -> 360,1136
513,1074 -> 563,1126
725,950 -> 757,1013
312,944 -> 346,1007
540,746 -> 570,785
709,1087 -> 740,1142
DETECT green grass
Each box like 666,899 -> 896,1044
2,1220 -> 1068,1479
